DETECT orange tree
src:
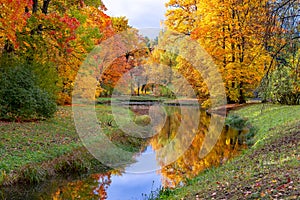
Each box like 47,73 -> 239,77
0,0 -> 118,105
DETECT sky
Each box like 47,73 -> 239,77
102,0 -> 168,29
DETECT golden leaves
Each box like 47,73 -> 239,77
165,0 -> 272,102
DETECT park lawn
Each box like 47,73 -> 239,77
0,105 -> 143,186
0,106 -> 79,172
158,104 -> 300,199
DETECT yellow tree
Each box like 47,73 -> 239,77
111,16 -> 131,33
146,30 -> 215,104
165,0 -> 272,103
165,0 -> 198,35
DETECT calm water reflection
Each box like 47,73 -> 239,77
1,105 -> 246,200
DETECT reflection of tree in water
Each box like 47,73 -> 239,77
92,173 -> 112,200
49,106 -> 246,197
51,170 -> 120,200
150,106 -> 246,188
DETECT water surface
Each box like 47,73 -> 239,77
1,105 -> 246,199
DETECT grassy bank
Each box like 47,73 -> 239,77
0,105 -> 144,186
158,104 -> 300,199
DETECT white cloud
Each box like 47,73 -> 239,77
102,0 -> 168,28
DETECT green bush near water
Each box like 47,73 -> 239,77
225,114 -> 257,146
0,57 -> 57,121
225,114 -> 247,130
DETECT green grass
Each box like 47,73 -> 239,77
233,104 -> 300,147
158,104 -> 300,199
0,106 -> 80,173
0,104 -> 144,186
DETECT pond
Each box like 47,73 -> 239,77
1,104 -> 247,199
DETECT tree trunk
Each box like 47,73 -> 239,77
42,0 -> 51,14
32,0 -> 38,13
238,84 -> 246,104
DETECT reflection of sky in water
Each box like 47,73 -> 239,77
126,146 -> 160,173
100,146 -> 162,199
106,172 -> 161,200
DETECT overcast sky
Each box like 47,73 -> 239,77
102,0 -> 168,29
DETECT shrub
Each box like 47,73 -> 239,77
259,56 -> 300,105
225,114 -> 247,130
0,59 -> 57,121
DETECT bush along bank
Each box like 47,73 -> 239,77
157,104 -> 300,199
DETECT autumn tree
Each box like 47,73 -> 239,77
165,0 -> 273,103
55,4 -> 114,104
98,16 -> 132,96
258,0 -> 300,104
146,40 -> 183,98
0,0 -> 32,51
145,29 -> 223,107
2,0 -> 117,104
111,16 -> 131,33
98,27 -> 150,97
0,0 -> 117,120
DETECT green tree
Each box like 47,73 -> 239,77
259,0 -> 300,105
0,56 -> 57,121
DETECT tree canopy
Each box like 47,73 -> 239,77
0,0 -> 299,120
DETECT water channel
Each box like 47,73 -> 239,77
1,104 -> 247,199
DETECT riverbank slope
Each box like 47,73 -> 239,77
159,104 -> 300,199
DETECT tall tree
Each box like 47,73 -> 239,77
259,0 -> 300,104
0,0 -> 117,105
165,0 -> 273,103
